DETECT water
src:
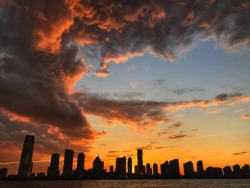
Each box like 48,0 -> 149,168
0,179 -> 250,188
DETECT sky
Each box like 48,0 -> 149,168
0,0 -> 249,175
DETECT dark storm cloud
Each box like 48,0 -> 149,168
0,0 -> 250,141
0,0 -> 94,139
73,91 -> 250,127
67,0 -> 250,74
74,92 -> 170,126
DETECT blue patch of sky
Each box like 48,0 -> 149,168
75,39 -> 250,101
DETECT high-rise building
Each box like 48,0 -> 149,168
93,156 -> 104,178
128,157 -> 132,175
146,163 -> 151,175
223,166 -> 233,178
63,149 -> 74,177
233,164 -> 241,178
77,152 -> 85,171
18,135 -> 35,179
183,161 -> 194,178
242,164 -> 250,178
137,149 -> 143,175
197,160 -> 204,178
169,159 -> 180,178
160,163 -> 166,177
47,153 -> 60,179
115,156 -> 126,175
153,163 -> 158,175
206,166 -> 223,178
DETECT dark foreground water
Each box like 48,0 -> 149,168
1,179 -> 250,188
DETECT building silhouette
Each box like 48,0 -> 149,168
134,165 -> 138,174
242,164 -> 250,178
18,135 -> 35,179
115,156 -> 126,175
146,163 -> 151,175
160,163 -> 166,177
223,166 -> 233,178
63,149 -> 74,178
197,160 -> 204,178
92,156 -> 104,178
169,159 -> 180,178
128,157 -> 132,175
76,152 -> 85,178
183,161 -> 194,178
153,163 -> 158,175
137,149 -> 143,175
206,166 -> 223,178
47,153 -> 60,179
77,153 -> 85,171
110,165 -> 114,173
6,135 -> 250,180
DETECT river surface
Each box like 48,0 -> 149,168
1,179 -> 250,188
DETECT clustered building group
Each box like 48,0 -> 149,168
0,135 -> 249,180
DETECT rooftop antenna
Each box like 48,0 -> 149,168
67,139 -> 69,149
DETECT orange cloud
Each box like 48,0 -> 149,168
241,114 -> 250,120
1,109 -> 31,123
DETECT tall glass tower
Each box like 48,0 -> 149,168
18,135 -> 35,179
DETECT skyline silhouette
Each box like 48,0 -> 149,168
0,0 -> 249,181
0,135 -> 249,180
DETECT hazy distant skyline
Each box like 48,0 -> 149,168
0,0 -> 249,175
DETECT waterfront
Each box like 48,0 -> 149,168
1,179 -> 250,188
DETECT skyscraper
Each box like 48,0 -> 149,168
169,159 -> 180,178
146,163 -> 151,175
63,149 -> 74,177
47,153 -> 60,179
115,156 -> 126,175
77,152 -> 85,171
137,149 -> 143,175
183,161 -> 194,178
153,163 -> 158,175
18,135 -> 35,179
128,157 -> 132,175
223,166 -> 233,178
197,160 -> 204,178
92,156 -> 104,178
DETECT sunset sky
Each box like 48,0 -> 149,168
0,0 -> 249,175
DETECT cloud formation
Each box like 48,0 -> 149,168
168,134 -> 191,140
0,0 -> 250,142
170,88 -> 205,95
74,92 -> 170,127
241,114 -> 250,120
232,151 -> 248,156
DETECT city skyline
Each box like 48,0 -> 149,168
0,134 -> 249,179
0,0 -> 250,178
